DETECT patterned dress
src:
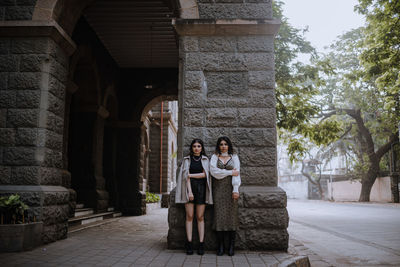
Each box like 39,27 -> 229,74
212,157 -> 238,231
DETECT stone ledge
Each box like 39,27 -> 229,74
173,18 -> 280,36
0,184 -> 69,193
0,20 -> 76,55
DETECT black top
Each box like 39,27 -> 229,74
189,156 -> 203,174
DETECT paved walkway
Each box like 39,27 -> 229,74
1,208 -> 309,267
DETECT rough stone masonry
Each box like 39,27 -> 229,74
167,0 -> 289,251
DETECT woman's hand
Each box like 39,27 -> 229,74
232,192 -> 239,200
232,169 -> 239,176
189,192 -> 194,201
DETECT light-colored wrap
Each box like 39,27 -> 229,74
210,154 -> 241,193
175,155 -> 213,204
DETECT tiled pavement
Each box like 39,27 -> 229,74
0,208 -> 314,267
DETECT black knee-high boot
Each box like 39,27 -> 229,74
228,231 -> 236,256
216,231 -> 224,256
185,241 -> 193,255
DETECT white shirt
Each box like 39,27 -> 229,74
210,154 -> 241,193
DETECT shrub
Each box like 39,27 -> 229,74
0,194 -> 34,224
146,192 -> 160,203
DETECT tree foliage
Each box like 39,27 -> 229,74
273,1 -> 341,162
356,0 -> 400,110
274,0 -> 399,201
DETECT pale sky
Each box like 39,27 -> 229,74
282,0 -> 365,53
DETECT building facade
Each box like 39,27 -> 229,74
0,0 -> 288,250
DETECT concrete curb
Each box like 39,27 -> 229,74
279,255 -> 311,267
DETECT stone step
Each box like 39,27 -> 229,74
68,215 -> 122,234
74,208 -> 94,217
76,203 -> 84,209
68,211 -> 122,228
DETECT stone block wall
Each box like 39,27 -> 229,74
197,0 -> 272,19
180,34 -> 277,186
0,0 -> 36,21
0,36 -> 70,243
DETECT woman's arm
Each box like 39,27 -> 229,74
232,155 -> 241,193
188,170 -> 206,179
186,176 -> 194,200
210,154 -> 234,179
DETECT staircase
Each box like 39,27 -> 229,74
68,204 -> 122,233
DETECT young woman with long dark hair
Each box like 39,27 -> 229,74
210,136 -> 241,256
175,138 -> 213,255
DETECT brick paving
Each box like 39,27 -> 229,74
0,208 -> 311,267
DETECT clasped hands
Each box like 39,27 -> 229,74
232,168 -> 240,200
187,168 -> 240,201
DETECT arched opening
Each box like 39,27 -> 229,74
139,97 -> 178,195
53,0 -> 180,222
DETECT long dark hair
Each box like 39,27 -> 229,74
215,136 -> 234,155
189,138 -> 206,156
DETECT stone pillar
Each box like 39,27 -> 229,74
93,106 -> 110,211
168,1 -> 288,250
68,106 -> 110,212
63,80 -> 78,217
115,123 -> 146,215
0,21 -> 76,243
138,120 -> 149,192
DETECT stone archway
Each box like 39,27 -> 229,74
62,2 -> 181,216
0,0 -> 180,243
33,0 -> 96,35
1,0 -> 288,251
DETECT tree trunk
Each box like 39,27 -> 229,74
390,145 -> 399,203
301,160 -> 324,200
317,181 -> 324,200
391,174 -> 399,203
342,108 -> 399,202
359,165 -> 379,202
359,180 -> 373,202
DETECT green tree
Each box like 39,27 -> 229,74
273,1 -> 341,162
356,0 -> 400,202
274,0 -> 398,201
320,28 -> 398,201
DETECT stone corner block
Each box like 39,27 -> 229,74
238,108 -> 275,128
236,228 -> 288,250
239,146 -> 276,167
239,186 -> 287,208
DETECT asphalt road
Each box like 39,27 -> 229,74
287,199 -> 400,266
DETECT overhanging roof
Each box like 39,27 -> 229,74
84,0 -> 178,68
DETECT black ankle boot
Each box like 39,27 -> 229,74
186,241 -> 193,255
197,242 -> 204,255
216,231 -> 224,256
228,231 -> 236,256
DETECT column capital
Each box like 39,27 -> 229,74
172,18 -> 280,36
0,20 -> 76,55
